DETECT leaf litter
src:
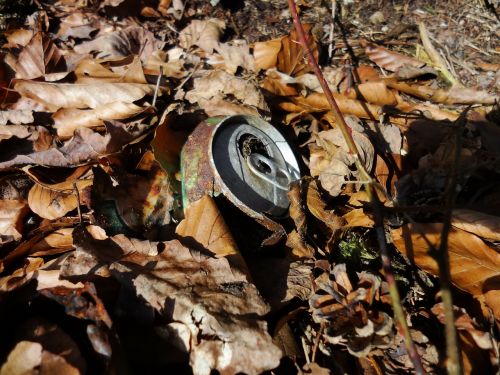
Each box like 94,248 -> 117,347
0,0 -> 498,374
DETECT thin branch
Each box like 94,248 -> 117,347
436,110 -> 468,375
287,1 -> 426,373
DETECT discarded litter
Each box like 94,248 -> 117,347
181,115 -> 301,220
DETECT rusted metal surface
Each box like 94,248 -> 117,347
180,119 -> 220,208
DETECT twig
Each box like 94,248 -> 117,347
287,1 -> 426,373
152,66 -> 163,108
436,110 -> 468,375
418,23 -> 461,87
311,321 -> 324,363
73,182 -> 83,225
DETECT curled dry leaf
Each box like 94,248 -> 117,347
306,179 -> 345,230
74,26 -> 165,62
309,127 -> 374,197
391,223 -> 500,319
185,70 -> 268,115
253,37 -> 282,71
53,102 -> 145,138
209,40 -> 255,74
0,257 -> 44,292
176,195 -> 239,258
14,32 -> 67,80
385,78 -> 498,105
363,41 -> 426,72
28,177 -> 92,220
179,18 -> 225,53
277,25 -> 318,77
0,122 -> 143,170
0,200 -> 30,242
14,80 -> 153,111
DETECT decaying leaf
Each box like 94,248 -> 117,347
179,18 -> 225,53
385,78 -> 498,105
309,126 -> 374,197
14,80 -> 153,111
363,41 -> 426,72
0,110 -> 34,125
253,38 -> 282,71
73,26 -> 165,62
277,25 -> 318,77
14,32 -> 67,80
392,223 -> 500,319
0,200 -> 30,242
53,102 -> 145,138
176,195 -> 239,258
62,226 -> 281,375
309,264 -> 393,357
28,177 -> 92,220
185,70 -> 268,115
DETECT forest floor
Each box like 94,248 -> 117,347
0,1 -> 499,374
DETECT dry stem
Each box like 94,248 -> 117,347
287,1 -> 425,373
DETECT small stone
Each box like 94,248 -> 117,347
369,11 -> 385,24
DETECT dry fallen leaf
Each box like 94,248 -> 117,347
14,32 -> 67,80
53,102 -> 145,138
253,37 -> 282,71
14,80 -> 153,111
185,70 -> 268,115
0,200 -> 30,242
62,226 -> 282,375
176,195 -> 239,258
277,25 -> 318,77
452,209 -> 500,242
363,41 -> 426,72
28,177 -> 92,220
0,110 -> 34,125
209,40 -> 255,74
179,18 -> 225,53
74,26 -> 165,62
392,223 -> 500,319
385,78 -> 498,105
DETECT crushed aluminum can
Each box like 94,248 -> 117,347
180,115 -> 301,240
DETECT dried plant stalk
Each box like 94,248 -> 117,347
286,1 -> 426,373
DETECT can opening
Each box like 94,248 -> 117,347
238,133 -> 272,174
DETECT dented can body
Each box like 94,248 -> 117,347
181,115 -> 300,223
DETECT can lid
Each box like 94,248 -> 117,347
210,115 -> 300,217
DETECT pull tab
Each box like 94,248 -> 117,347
246,153 -> 292,191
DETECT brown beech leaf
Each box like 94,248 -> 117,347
176,195 -> 239,258
306,179 -> 345,230
28,177 -> 92,220
253,38 -> 282,71
277,25 -> 318,77
0,200 -> 30,242
14,80 -> 153,111
392,223 -> 500,319
53,102 -> 145,138
3,29 -> 34,47
286,229 -> 314,259
385,78 -> 498,105
185,70 -> 268,115
363,41 -> 426,72
286,93 -> 382,120
65,226 -> 281,375
15,32 -> 67,80
30,228 -> 74,256
73,26 -> 165,62
178,18 -> 225,53
452,209 -> 500,242
209,40 -> 255,74
0,122 -> 142,170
